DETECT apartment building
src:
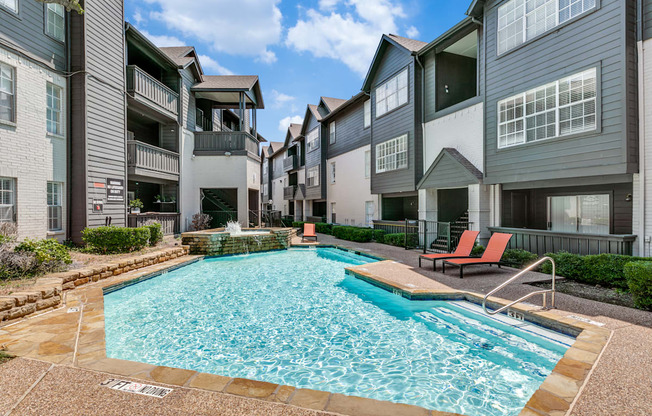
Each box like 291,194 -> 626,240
637,0 -> 652,257
281,123 -> 304,220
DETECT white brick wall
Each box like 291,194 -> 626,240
0,47 -> 67,241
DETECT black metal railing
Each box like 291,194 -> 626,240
283,155 -> 298,172
372,219 -> 471,252
128,212 -> 180,235
283,185 -> 296,200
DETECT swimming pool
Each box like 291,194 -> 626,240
104,247 -> 572,416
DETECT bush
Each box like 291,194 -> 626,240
372,229 -> 386,243
471,244 -> 485,256
82,226 -> 151,254
501,249 -> 539,268
191,213 -> 212,231
15,239 -> 72,265
332,226 -> 373,242
1,238 -> 70,280
383,233 -> 418,247
315,222 -> 333,235
292,221 -> 306,228
624,262 -> 652,310
143,221 -> 163,246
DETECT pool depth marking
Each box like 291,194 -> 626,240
100,378 -> 173,398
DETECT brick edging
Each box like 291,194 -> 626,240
0,246 -> 189,326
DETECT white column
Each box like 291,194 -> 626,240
468,184 -> 492,245
418,188 -> 437,221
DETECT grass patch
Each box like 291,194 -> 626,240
0,351 -> 14,365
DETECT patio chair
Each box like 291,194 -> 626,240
418,230 -> 480,271
302,223 -> 317,242
442,232 -> 513,279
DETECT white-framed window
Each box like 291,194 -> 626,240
375,68 -> 408,118
498,68 -> 596,148
0,62 -> 15,123
306,127 -> 319,152
330,202 -> 336,223
365,201 -> 375,227
330,161 -> 336,184
365,150 -> 371,178
47,182 -> 62,231
46,3 -> 65,41
0,0 -> 18,13
364,100 -> 371,128
498,0 -> 596,55
263,183 -> 268,196
0,177 -> 15,222
547,194 -> 609,234
47,83 -> 62,136
329,122 -> 336,144
375,135 -> 408,173
307,165 -> 320,187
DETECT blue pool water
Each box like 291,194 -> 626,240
104,247 -> 571,416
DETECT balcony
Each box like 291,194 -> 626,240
194,131 -> 259,158
127,140 -> 180,182
283,155 -> 298,172
283,185 -> 296,200
128,213 -> 180,235
126,65 -> 179,122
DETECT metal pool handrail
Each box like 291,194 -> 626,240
482,256 -> 556,315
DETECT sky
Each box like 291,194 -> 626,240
125,0 -> 470,142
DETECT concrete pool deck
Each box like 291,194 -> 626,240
0,235 -> 649,415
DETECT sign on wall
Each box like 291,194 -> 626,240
92,200 -> 104,213
106,178 -> 125,203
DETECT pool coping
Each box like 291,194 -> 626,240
0,247 -> 611,416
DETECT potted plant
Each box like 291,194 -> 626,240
129,199 -> 144,214
154,195 -> 162,203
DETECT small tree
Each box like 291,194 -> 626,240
35,0 -> 84,14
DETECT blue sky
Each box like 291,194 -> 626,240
125,0 -> 470,142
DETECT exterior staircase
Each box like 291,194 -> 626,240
430,211 -> 470,253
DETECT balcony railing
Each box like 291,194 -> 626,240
194,131 -> 259,156
128,213 -> 180,235
127,140 -> 179,179
126,65 -> 179,118
488,227 -> 637,256
283,185 -> 297,200
283,155 -> 298,172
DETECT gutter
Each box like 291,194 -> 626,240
638,0 -> 648,255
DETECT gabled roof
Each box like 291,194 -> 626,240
191,75 -> 265,109
417,17 -> 478,57
263,141 -> 284,158
362,34 -> 426,92
308,104 -> 322,121
124,24 -> 179,71
194,75 -> 259,90
160,46 -> 203,79
288,123 -> 302,139
319,92 -> 368,123
297,104 -> 322,138
320,97 -> 347,113
417,148 -> 483,190
466,0 -> 485,18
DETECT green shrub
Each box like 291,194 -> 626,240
15,239 -> 72,265
315,222 -> 333,235
372,229 -> 386,243
471,244 -> 485,256
143,222 -> 163,246
624,262 -> 652,310
541,251 -> 586,281
383,233 -> 418,247
82,226 -> 151,254
332,226 -> 373,242
501,249 -> 539,268
292,221 -> 306,228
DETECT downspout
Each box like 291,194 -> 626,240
414,53 -> 426,188
66,11 -> 72,241
637,0 -> 648,255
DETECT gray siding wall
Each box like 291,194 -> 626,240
181,67 -> 197,131
84,0 -> 126,229
304,111 -> 324,200
0,0 -> 66,70
160,123 -> 178,152
271,152 -> 285,180
326,100 -> 370,159
483,0 -> 638,185
369,43 -> 419,194
644,0 -> 652,40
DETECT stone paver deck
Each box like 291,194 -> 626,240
0,235 -> 649,415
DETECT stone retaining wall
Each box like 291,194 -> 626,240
0,246 -> 189,326
182,229 -> 293,256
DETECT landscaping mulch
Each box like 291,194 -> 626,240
530,279 -> 636,309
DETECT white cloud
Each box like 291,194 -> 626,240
318,0 -> 340,10
406,25 -> 419,38
139,29 -> 183,47
198,54 -> 233,75
286,0 -> 406,77
278,115 -> 303,133
270,90 -> 296,109
145,0 -> 282,64
133,9 -> 145,25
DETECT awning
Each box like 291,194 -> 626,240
417,148 -> 483,189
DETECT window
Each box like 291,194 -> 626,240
498,68 -> 596,148
330,202 -> 336,224
263,184 -> 268,196
47,83 -> 62,136
375,68 -> 408,117
0,177 -> 15,222
365,150 -> 371,178
330,162 -> 336,184
263,160 -> 268,172
46,3 -> 65,41
0,62 -> 15,123
47,182 -> 62,231
329,122 -> 336,144
307,165 -> 320,187
548,194 -> 609,234
364,100 -> 371,128
0,0 -> 17,13
365,201 -> 375,227
375,135 -> 408,173
498,0 -> 596,54
306,127 -> 319,152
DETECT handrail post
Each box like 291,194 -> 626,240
423,220 -> 427,254
447,222 -> 451,253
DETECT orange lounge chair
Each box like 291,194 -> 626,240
442,232 -> 513,278
302,223 -> 317,242
418,230 -> 480,271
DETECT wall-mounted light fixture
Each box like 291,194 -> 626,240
445,85 -> 450,94
625,193 -> 633,202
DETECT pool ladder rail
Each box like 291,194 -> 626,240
482,257 -> 556,316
